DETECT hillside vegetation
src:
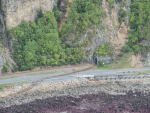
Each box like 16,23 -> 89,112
7,0 -> 150,71
10,11 -> 83,71
124,0 -> 150,56
10,0 -> 104,71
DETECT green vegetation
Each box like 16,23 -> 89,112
108,52 -> 133,69
92,64 -> 113,70
127,0 -> 150,55
0,76 -> 18,80
93,52 -> 133,70
60,0 -> 104,41
53,6 -> 60,23
11,63 -> 18,73
98,60 -> 104,67
1,62 -> 9,73
118,9 -> 127,24
28,70 -> 68,76
95,43 -> 111,57
108,0 -> 115,11
11,10 -> 83,71
9,0 -> 107,71
134,70 -> 150,75
73,69 -> 80,72
0,44 -> 2,48
0,84 -> 12,90
0,81 -> 28,90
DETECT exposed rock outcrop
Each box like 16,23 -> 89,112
0,47 -> 16,74
74,0 -> 131,63
2,0 -> 57,28
0,0 -> 57,75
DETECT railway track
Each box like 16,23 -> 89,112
3,65 -> 96,99
0,64 -> 93,79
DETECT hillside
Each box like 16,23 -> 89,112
0,0 -> 150,74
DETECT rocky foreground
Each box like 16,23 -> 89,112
0,78 -> 150,112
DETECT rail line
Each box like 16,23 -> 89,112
3,65 -> 96,99
0,64 -> 93,79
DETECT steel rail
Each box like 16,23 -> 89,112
0,64 -> 93,78
3,65 -> 96,99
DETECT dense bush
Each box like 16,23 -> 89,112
96,44 -> 110,57
53,6 -> 60,23
60,0 -> 104,41
1,62 -> 9,73
98,60 -> 104,67
127,0 -> 150,54
11,63 -> 18,73
121,44 -> 133,53
11,11 -> 83,71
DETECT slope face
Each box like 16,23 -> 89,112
2,0 -> 57,28
0,0 -> 57,75
59,0 -> 131,63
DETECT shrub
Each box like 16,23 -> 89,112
11,63 -> 18,73
98,60 -> 104,67
1,62 -> 9,73
118,52 -> 123,57
53,6 -> 60,22
37,7 -> 43,18
121,44 -> 133,53
109,0 -> 115,10
96,43 -> 110,57
0,44 -> 2,48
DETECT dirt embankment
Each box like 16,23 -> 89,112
102,0 -> 130,56
131,54 -> 144,68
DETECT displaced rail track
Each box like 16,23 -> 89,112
0,64 -> 93,79
3,65 -> 96,99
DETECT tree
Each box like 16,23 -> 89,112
98,60 -> 104,67
37,7 -> 43,18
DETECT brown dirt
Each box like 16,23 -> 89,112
58,0 -> 73,31
131,54 -> 144,68
102,0 -> 129,56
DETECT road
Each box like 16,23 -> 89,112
0,67 -> 150,85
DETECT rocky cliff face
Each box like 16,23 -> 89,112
2,0 -> 57,28
75,0 -> 131,63
0,0 -> 6,46
0,0 -> 149,74
0,0 -> 57,75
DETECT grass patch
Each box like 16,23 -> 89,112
93,52 -> 133,70
73,69 -> 80,72
92,64 -> 113,70
108,52 -> 133,69
0,76 -> 18,80
28,70 -> 68,76
134,70 -> 150,75
0,81 -> 29,91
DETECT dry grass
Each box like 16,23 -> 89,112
0,76 -> 18,80
108,52 -> 133,69
93,52 -> 133,70
28,70 -> 68,76
0,81 -> 28,91
134,70 -> 150,75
